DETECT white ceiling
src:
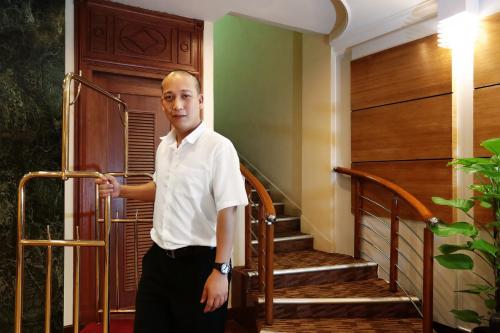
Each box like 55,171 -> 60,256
113,0 -> 336,34
113,0 -> 437,44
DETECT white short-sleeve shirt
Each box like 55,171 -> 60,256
151,122 -> 248,250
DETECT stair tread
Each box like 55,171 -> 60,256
252,231 -> 312,242
251,202 -> 285,207
273,230 -> 311,238
247,249 -> 368,270
258,317 -> 423,332
253,278 -> 417,300
251,215 -> 299,222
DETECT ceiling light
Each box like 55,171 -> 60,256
438,11 -> 479,49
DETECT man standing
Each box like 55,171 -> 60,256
96,70 -> 248,332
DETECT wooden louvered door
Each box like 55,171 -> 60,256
92,71 -> 169,310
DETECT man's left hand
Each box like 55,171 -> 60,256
200,270 -> 228,313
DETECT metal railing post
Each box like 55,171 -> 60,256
354,179 -> 362,259
423,225 -> 434,333
389,194 -> 399,292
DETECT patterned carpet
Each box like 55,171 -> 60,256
257,278 -> 410,298
258,317 -> 423,332
250,249 -> 367,270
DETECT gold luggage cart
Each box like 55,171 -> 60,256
14,73 -> 152,333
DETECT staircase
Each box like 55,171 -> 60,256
231,190 -> 424,333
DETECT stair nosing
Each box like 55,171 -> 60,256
256,296 -> 420,304
251,202 -> 285,207
251,216 -> 299,224
251,234 -> 312,245
246,262 -> 378,277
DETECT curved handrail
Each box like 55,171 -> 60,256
334,166 -> 437,224
334,166 -> 437,333
240,163 -> 276,325
240,164 -> 277,220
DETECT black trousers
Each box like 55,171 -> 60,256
134,243 -> 228,333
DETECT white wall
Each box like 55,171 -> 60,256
301,33 -> 335,252
331,49 -> 354,256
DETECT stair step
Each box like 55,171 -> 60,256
251,202 -> 285,215
251,215 -> 300,234
257,278 -> 411,299
257,317 -> 423,333
251,232 -> 313,253
251,279 -> 420,319
250,188 -> 271,202
236,250 -> 378,290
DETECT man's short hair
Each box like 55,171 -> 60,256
162,70 -> 201,94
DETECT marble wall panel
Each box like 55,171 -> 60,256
0,1 -> 64,332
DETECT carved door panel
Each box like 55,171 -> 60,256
78,0 -> 203,76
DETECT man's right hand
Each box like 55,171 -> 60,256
96,174 -> 121,198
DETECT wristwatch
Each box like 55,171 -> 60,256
213,262 -> 231,274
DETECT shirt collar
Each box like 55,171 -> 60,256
160,121 -> 207,146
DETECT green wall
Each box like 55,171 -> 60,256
214,15 -> 302,205
0,1 -> 65,331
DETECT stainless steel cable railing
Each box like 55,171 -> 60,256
334,166 -> 439,333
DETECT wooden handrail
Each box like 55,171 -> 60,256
240,163 -> 276,325
334,166 -> 435,222
334,166 -> 437,333
240,164 -> 276,217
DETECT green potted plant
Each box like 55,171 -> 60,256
430,138 -> 500,333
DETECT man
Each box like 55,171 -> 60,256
96,70 -> 248,332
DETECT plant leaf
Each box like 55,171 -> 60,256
480,201 -> 492,208
451,309 -> 482,324
485,299 -> 496,310
480,138 -> 500,156
431,197 -> 474,213
449,158 -> 491,166
455,284 -> 497,295
485,221 -> 500,229
439,244 -> 469,254
430,221 -> 478,237
469,239 -> 499,257
472,168 -> 500,178
469,184 -> 492,194
435,254 -> 474,270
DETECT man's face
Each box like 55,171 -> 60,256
161,73 -> 203,137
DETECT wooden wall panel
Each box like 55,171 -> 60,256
475,13 -> 500,88
352,160 -> 453,222
474,85 -> 500,157
351,35 -> 451,110
352,94 -> 452,162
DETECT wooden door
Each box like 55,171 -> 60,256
75,0 -> 202,323
94,71 -> 169,310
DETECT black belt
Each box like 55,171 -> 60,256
161,244 -> 215,259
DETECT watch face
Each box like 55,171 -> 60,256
221,263 -> 230,274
